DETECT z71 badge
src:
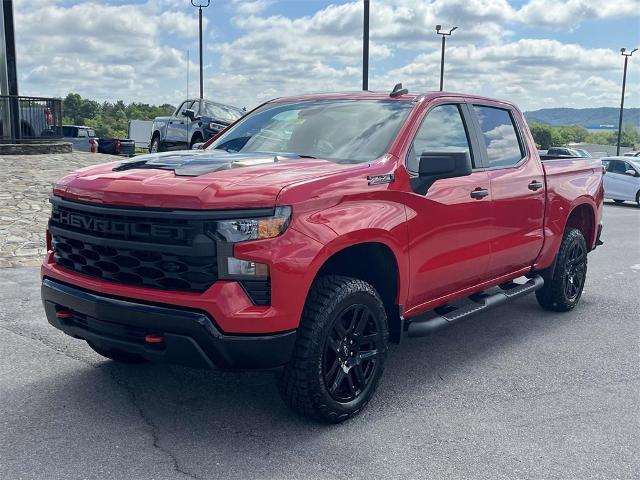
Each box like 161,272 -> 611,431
367,174 -> 395,185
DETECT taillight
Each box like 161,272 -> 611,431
45,108 -> 53,127
89,138 -> 97,153
46,229 -> 52,251
115,139 -> 121,154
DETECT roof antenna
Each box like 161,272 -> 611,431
390,83 -> 408,97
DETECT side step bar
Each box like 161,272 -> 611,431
406,275 -> 544,338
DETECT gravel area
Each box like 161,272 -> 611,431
0,153 -> 117,267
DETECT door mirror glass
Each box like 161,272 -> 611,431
182,109 -> 196,121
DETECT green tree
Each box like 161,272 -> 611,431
529,123 -> 554,149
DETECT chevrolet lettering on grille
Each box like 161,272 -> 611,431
55,210 -> 192,240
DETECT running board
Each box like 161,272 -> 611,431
406,275 -> 544,338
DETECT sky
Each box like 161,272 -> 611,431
12,0 -> 640,112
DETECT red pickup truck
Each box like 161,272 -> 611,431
41,88 -> 604,422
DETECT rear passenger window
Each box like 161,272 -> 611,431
407,104 -> 473,172
473,106 -> 524,168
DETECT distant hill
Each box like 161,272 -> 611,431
524,107 -> 640,128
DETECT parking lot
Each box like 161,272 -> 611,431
0,199 -> 637,479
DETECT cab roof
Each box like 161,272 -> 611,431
268,90 -> 515,107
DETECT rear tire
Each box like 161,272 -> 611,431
279,275 -> 389,423
636,191 -> 640,208
87,342 -> 148,364
535,228 -> 588,312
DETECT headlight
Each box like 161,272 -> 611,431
208,122 -> 224,130
216,206 -> 292,243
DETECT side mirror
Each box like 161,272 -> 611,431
182,109 -> 196,121
412,151 -> 472,194
624,169 -> 637,177
192,142 -> 205,150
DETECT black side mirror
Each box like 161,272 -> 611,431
412,151 -> 472,194
182,109 -> 196,121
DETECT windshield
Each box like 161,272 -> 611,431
207,100 -> 413,163
201,102 -> 243,123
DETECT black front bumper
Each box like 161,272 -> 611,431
41,278 -> 296,369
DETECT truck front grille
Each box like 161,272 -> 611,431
51,233 -> 217,291
49,196 -> 219,292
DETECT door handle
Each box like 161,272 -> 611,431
528,180 -> 544,191
470,188 -> 489,199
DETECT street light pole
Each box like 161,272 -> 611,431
617,47 -> 637,156
435,25 -> 457,91
362,0 -> 370,91
191,0 -> 210,100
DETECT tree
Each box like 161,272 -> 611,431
529,123 -> 554,149
60,92 -> 175,138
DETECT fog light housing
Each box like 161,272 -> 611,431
227,257 -> 269,277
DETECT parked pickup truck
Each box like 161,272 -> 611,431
62,125 -> 98,153
98,138 -> 136,157
42,89 -> 604,422
149,98 -> 244,153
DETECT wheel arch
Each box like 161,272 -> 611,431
311,240 -> 404,343
565,202 -> 596,249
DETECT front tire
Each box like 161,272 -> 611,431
279,275 -> 389,423
149,135 -> 161,153
536,228 -> 588,312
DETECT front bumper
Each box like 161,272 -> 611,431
42,278 -> 296,369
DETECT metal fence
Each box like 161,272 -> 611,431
0,95 -> 63,143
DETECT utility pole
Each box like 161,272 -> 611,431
362,0 -> 369,91
617,47 -> 637,156
191,0 -> 210,99
436,25 -> 457,91
1,0 -> 20,141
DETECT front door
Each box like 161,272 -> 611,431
401,102 -> 493,310
606,160 -> 638,201
166,100 -> 194,149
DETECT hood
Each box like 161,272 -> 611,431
54,150 -> 360,209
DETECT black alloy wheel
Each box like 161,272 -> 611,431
323,303 -> 382,403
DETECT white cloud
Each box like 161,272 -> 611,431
232,0 -> 274,15
514,0 -> 640,27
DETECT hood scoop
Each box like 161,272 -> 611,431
112,151 -> 291,176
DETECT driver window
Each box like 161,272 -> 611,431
407,104 -> 473,173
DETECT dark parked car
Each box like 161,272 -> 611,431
98,138 -> 136,157
546,147 -> 582,157
150,99 -> 244,152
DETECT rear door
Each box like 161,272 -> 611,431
402,101 -> 493,307
470,103 -> 545,278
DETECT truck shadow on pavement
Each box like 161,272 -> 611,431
21,296 -> 576,437
5,292 -> 596,478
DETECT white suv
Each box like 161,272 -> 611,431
602,156 -> 640,207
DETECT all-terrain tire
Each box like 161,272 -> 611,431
278,275 -> 389,423
535,228 -> 588,312
149,135 -> 162,153
87,341 -> 148,364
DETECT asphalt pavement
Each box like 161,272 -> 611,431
1,201 -> 638,480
